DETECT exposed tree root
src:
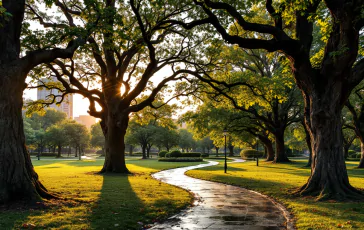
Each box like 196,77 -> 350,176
295,180 -> 364,201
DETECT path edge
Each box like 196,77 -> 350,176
186,159 -> 296,230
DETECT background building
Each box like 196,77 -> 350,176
74,115 -> 97,129
37,77 -> 74,119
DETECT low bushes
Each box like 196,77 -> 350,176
349,152 -> 363,159
158,158 -> 203,162
169,150 -> 182,157
30,152 -> 58,157
158,150 -> 168,158
240,149 -> 263,159
181,152 -> 202,157
160,151 -> 203,158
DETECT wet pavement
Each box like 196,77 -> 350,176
151,161 -> 291,230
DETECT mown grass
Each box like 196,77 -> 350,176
186,160 -> 364,230
0,158 -> 206,230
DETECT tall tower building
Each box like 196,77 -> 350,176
37,77 -> 74,118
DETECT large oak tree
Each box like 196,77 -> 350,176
0,0 -> 93,203
31,0 -> 202,173
180,0 -> 364,200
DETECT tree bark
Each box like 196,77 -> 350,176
302,121 -> 312,167
100,114 -> 130,173
0,67 -> 54,203
358,142 -> 364,168
260,137 -> 274,161
215,147 -> 219,157
297,84 -> 363,200
273,130 -> 289,163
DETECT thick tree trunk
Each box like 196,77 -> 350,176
265,142 -> 274,161
273,131 -> 289,163
260,138 -> 274,161
100,115 -> 130,173
297,87 -> 362,200
0,68 -> 54,203
302,121 -> 312,167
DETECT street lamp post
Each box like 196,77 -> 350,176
256,137 -> 259,166
223,128 -> 228,173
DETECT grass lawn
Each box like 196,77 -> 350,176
186,159 -> 364,230
0,158 -> 206,230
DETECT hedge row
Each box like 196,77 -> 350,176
158,150 -> 205,158
240,149 -> 264,159
349,153 -> 362,159
158,158 -> 203,162
30,152 -> 58,157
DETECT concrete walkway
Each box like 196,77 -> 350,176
151,161 -> 291,230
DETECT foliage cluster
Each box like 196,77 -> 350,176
240,149 -> 264,159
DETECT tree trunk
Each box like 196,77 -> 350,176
343,146 -> 350,159
0,67 -> 54,203
215,147 -> 219,157
129,145 -> 133,156
297,86 -> 362,200
100,115 -> 130,173
302,121 -> 312,167
142,146 -> 147,159
147,144 -> 152,158
78,145 -> 81,160
228,145 -> 234,157
263,140 -> 274,161
57,145 -> 62,158
358,142 -> 364,168
273,131 -> 289,163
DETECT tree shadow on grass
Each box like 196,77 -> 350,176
90,173 -> 145,229
90,171 -> 194,229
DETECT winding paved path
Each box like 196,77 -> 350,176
152,161 -> 291,230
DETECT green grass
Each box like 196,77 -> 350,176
0,158 -> 206,230
186,160 -> 364,230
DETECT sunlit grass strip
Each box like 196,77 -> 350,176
186,160 -> 364,230
0,159 -> 206,229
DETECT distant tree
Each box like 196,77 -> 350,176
153,126 -> 179,152
63,121 -> 90,160
91,123 -> 105,154
27,109 -> 67,130
45,124 -> 68,158
127,122 -> 157,159
178,129 -> 196,152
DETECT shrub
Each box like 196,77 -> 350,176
180,152 -> 201,158
158,158 -> 203,162
240,149 -> 263,159
158,150 -> 168,158
356,153 -> 362,159
30,152 -> 58,157
348,150 -> 356,156
165,152 -> 171,158
169,150 -> 182,157
200,153 -> 209,158
132,152 -> 143,156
